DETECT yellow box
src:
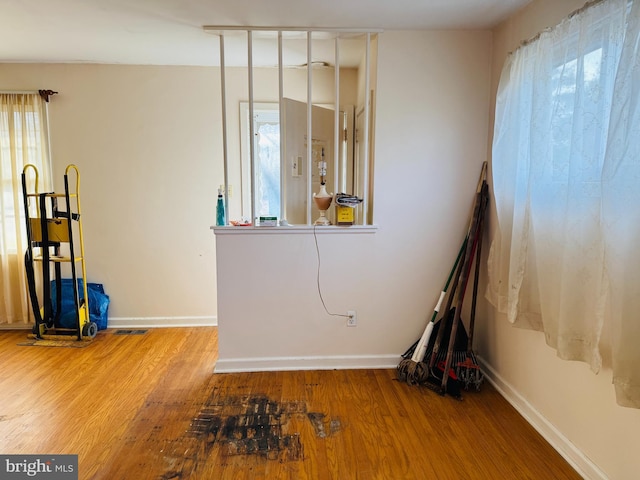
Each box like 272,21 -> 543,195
30,218 -> 70,242
336,205 -> 354,225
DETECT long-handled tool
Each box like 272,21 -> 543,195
400,162 -> 488,363
423,220 -> 479,398
436,164 -> 487,397
397,240 -> 466,385
455,180 -> 489,390
398,162 -> 488,398
416,162 -> 487,398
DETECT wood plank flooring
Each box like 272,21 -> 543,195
0,327 -> 581,479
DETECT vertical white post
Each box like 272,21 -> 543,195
334,36 -> 340,199
247,31 -> 256,224
362,33 -> 371,225
278,31 -> 286,224
219,34 -> 229,221
306,31 -> 313,225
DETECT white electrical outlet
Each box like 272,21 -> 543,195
219,184 -> 233,197
347,310 -> 357,327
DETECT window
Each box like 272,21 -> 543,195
0,119 -> 16,252
0,96 -> 50,253
240,103 -> 281,219
488,0 -> 640,407
1,92 -> 52,325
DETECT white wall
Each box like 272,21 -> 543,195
214,29 -> 492,368
0,64 -> 220,327
480,1 -> 640,479
0,63 -> 355,328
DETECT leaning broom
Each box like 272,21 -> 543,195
396,241 -> 464,385
397,162 -> 487,394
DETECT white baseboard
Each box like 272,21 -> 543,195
1,317 -> 217,330
215,354 -> 400,373
479,358 -> 607,480
107,316 -> 217,328
0,322 -> 31,330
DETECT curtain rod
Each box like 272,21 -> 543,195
0,89 -> 58,102
510,0 -> 607,53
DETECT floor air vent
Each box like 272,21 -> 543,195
114,329 -> 148,335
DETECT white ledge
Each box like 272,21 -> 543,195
211,225 -> 378,235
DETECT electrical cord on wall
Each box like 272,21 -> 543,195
313,224 -> 351,319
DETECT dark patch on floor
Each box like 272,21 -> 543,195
160,387 -> 341,478
307,412 -> 342,438
188,394 -> 306,461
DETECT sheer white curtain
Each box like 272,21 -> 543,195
0,93 -> 52,325
488,0 -> 640,407
602,0 -> 640,408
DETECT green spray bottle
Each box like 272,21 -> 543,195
216,188 -> 226,226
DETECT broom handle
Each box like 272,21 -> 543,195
412,240 -> 466,363
440,177 -> 485,394
467,182 -> 489,354
428,239 -> 466,368
402,238 -> 466,360
437,240 -> 466,319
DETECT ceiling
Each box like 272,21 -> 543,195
0,0 -> 531,66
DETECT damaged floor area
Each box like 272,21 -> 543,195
188,393 -> 307,461
156,390 -> 343,479
186,392 -> 341,461
116,375 -> 350,479
0,327 -> 582,480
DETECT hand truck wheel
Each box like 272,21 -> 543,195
82,321 -> 98,339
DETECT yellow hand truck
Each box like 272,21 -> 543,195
21,164 -> 97,340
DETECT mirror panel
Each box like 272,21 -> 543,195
214,29 -> 376,226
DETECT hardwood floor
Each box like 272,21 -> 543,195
0,328 -> 581,479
